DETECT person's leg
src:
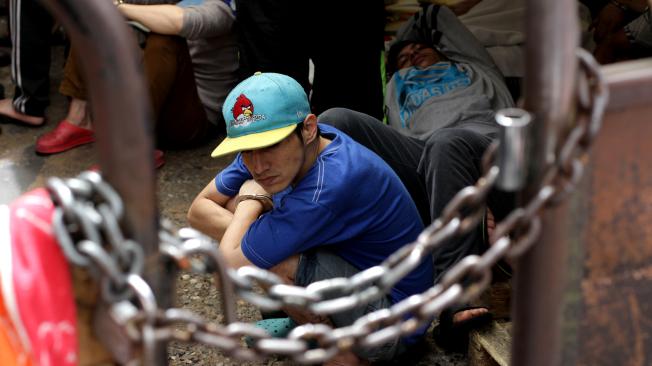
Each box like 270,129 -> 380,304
59,34 -> 209,146
418,128 -> 516,279
318,108 -> 430,225
417,128 -> 494,281
35,47 -> 95,155
235,0 -> 309,92
1,0 -> 52,124
283,249 -> 404,363
309,1 -> 385,119
417,128 -> 503,351
40,33 -> 208,155
57,47 -> 92,129
59,47 -> 88,102
142,33 -> 211,148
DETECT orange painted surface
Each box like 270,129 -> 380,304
0,280 -> 34,366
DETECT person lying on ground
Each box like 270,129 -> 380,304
384,4 -> 513,139
187,72 -> 434,365
318,4 -> 515,352
34,0 -> 238,164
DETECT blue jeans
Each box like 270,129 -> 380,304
294,248 -> 405,361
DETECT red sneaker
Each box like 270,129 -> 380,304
35,120 -> 95,154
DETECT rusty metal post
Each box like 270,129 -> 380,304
36,0 -> 168,364
564,61 -> 652,365
510,0 -> 579,365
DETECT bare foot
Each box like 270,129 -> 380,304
0,98 -> 45,125
453,307 -> 489,324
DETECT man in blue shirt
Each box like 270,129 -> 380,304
187,72 -> 433,364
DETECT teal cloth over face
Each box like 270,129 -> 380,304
394,62 -> 471,129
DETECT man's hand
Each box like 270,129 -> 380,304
236,180 -> 273,212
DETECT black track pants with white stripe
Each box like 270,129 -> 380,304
9,0 -> 53,117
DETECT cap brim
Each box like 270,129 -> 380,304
211,124 -> 298,158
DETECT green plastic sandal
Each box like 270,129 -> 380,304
245,317 -> 297,347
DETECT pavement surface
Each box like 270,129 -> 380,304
0,46 -> 467,365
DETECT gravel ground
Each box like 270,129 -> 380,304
169,272 -> 467,366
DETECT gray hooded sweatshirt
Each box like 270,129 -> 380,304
386,5 -> 514,140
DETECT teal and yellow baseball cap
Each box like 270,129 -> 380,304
211,72 -> 311,158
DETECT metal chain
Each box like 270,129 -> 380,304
47,49 -> 607,364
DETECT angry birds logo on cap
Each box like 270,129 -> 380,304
231,94 -> 266,128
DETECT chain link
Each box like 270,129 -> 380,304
46,49 -> 607,363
